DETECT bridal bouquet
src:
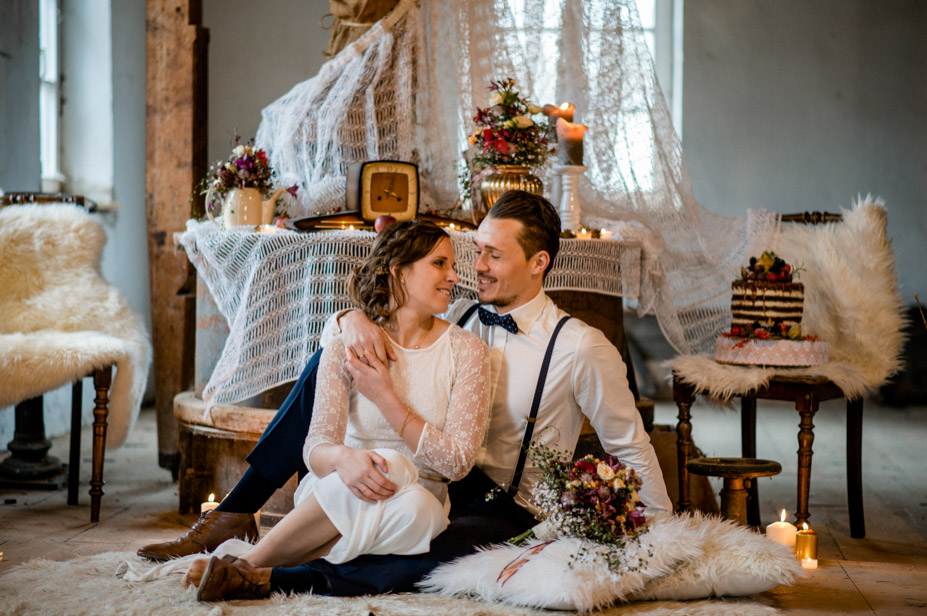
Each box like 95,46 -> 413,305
512,444 -> 648,571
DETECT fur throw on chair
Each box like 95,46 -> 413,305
0,205 -> 152,448
670,197 -> 907,400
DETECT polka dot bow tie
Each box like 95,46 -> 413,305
477,306 -> 518,334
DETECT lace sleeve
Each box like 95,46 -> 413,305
415,328 -> 491,480
302,338 -> 351,473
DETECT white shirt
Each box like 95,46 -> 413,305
322,291 -> 673,518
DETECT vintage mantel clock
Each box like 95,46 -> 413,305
346,160 -> 419,223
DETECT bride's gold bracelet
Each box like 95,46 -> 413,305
399,408 -> 416,437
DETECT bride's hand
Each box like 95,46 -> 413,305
334,447 -> 397,503
340,310 -> 397,365
345,347 -> 395,407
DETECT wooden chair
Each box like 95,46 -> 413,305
0,200 -> 151,522
670,200 -> 906,538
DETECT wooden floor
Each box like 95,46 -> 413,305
1,399 -> 926,614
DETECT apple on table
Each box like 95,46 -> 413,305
375,215 -> 397,232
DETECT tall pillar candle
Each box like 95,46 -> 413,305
556,118 -> 587,166
542,102 -> 575,142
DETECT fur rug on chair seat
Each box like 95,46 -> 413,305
670,197 -> 906,401
0,205 -> 151,448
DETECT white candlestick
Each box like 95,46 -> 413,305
765,509 -> 797,547
554,164 -> 586,232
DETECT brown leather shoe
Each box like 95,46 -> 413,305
136,510 -> 259,561
196,555 -> 271,602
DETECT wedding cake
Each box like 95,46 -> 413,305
715,251 -> 828,367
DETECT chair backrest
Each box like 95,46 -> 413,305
0,204 -> 107,334
775,198 -> 906,388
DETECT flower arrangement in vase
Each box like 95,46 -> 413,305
459,78 -> 554,215
196,135 -> 297,228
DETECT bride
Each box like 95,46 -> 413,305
184,220 -> 491,601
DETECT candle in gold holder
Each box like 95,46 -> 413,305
795,522 -> 818,560
201,493 -> 219,513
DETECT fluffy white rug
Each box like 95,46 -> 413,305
421,513 -> 801,612
0,549 -> 782,616
0,205 -> 151,448
670,197 -> 906,401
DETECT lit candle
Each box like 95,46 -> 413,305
599,228 -> 614,240
765,509 -> 797,547
201,493 -> 218,513
348,224 -> 356,232
795,522 -> 818,560
556,118 -> 587,166
448,223 -> 456,231
801,557 -> 818,569
542,102 -> 575,124
576,228 -> 592,240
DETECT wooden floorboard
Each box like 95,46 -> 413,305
1,400 -> 925,614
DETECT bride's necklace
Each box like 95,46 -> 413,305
383,319 -> 434,350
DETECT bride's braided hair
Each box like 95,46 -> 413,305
349,220 -> 449,324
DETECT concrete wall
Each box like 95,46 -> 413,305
0,1 -> 41,191
682,0 -> 927,300
203,0 -> 330,163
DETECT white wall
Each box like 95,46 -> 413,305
203,0 -> 330,163
682,0 -> 927,301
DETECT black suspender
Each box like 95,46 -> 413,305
508,315 -> 571,495
455,301 -> 571,496
455,302 -> 481,327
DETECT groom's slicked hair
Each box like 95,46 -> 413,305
487,190 -> 561,278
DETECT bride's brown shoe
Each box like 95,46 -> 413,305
195,555 -> 272,602
137,510 -> 259,561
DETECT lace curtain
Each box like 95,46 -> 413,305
256,0 -> 780,354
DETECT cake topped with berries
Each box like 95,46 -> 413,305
731,251 -> 803,332
716,251 -> 828,367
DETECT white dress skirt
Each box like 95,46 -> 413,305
293,448 -> 449,564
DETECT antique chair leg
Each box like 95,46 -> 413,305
847,397 -> 865,538
68,379 -> 83,506
741,396 -> 761,526
673,374 -> 696,512
794,393 -> 819,528
89,367 -> 113,523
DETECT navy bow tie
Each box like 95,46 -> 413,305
478,306 -> 518,334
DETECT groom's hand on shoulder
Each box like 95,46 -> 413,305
339,309 -> 398,364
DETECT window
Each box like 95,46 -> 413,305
39,0 -> 64,192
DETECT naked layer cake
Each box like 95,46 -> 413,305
715,251 -> 828,367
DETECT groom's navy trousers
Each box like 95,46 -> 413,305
245,348 -> 536,596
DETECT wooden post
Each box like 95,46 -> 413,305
145,0 -> 208,475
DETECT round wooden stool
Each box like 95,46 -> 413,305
686,457 -> 781,525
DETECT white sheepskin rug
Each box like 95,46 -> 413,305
420,512 -> 801,612
669,197 -> 906,401
0,205 -> 152,448
0,544 -> 783,616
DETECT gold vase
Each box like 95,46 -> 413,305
478,166 -> 544,210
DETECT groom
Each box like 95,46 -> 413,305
140,190 -> 672,598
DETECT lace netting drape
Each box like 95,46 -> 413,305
255,0 -> 780,354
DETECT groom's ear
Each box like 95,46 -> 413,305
528,250 -> 550,277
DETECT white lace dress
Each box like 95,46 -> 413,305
294,324 -> 491,564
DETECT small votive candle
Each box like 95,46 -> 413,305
766,509 -> 798,547
801,557 -> 818,569
599,228 -> 614,240
201,493 -> 219,513
795,522 -> 818,560
576,228 -> 592,240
